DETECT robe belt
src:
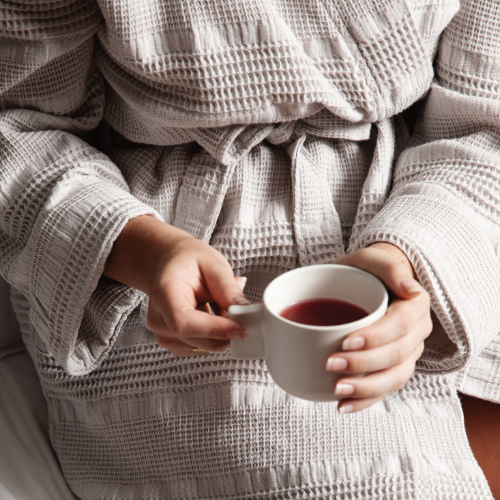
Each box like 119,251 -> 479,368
172,119 -> 396,265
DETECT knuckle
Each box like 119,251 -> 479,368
146,314 -> 162,333
391,344 -> 407,366
424,315 -> 433,338
360,380 -> 377,399
394,377 -> 406,392
205,322 -> 219,338
373,328 -> 387,346
170,314 -> 188,337
416,341 -> 425,359
393,366 -> 413,392
148,281 -> 166,302
366,328 -> 381,347
350,380 -> 367,398
352,357 -> 369,374
153,333 -> 171,350
364,385 -> 378,399
399,313 -> 413,336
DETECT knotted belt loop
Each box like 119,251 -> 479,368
286,129 -> 345,266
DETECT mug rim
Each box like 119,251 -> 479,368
262,264 -> 388,331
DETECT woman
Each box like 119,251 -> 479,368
1,0 -> 499,497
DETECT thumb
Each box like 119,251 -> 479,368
367,243 -> 423,300
335,243 -> 424,300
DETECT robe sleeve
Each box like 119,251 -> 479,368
0,1 -> 158,375
352,0 -> 500,378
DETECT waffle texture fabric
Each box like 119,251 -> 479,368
1,0 -> 499,498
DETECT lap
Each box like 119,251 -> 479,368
0,350 -> 496,500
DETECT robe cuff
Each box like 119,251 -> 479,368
25,177 -> 157,375
352,184 -> 500,374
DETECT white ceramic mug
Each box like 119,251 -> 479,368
229,264 -> 388,402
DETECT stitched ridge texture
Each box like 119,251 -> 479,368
1,0 -> 500,497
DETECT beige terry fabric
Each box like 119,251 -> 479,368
0,0 -> 499,498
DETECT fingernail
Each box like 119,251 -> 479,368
193,349 -> 211,355
238,277 -> 247,291
338,404 -> 354,414
400,279 -> 421,294
326,357 -> 348,371
342,337 -> 365,351
233,296 -> 251,305
334,383 -> 355,396
227,330 -> 245,340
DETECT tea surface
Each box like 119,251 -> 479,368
280,298 -> 368,326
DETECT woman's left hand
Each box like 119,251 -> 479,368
328,243 -> 433,414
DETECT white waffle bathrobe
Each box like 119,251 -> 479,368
1,0 -> 500,498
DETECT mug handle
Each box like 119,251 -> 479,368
228,304 -> 266,359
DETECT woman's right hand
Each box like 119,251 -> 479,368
103,215 -> 248,356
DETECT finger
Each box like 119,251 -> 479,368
333,343 -> 423,401
153,332 -> 230,354
157,332 -> 231,352
335,246 -> 424,300
190,338 -> 230,351
169,307 -> 245,340
341,294 -> 432,351
153,335 -> 197,357
337,395 -> 386,414
211,276 -> 247,318
201,257 -> 250,310
162,290 -> 246,341
326,319 -> 428,374
148,307 -> 232,351
152,281 -> 245,340
335,344 -> 424,414
148,300 -> 238,344
153,333 -> 230,357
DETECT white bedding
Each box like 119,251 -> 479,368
0,350 -> 78,500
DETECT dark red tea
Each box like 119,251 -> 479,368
280,298 -> 368,326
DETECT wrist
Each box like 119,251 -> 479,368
103,215 -> 193,294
